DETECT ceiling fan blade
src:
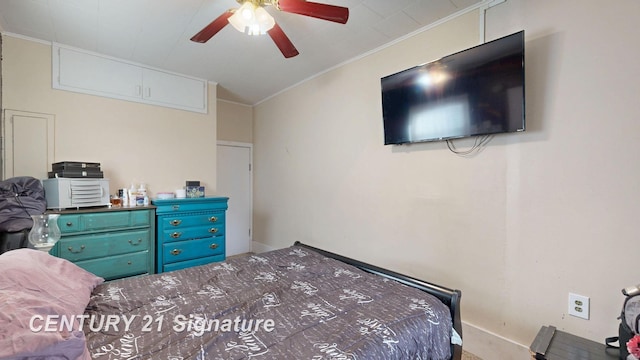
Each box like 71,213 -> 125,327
190,10 -> 234,43
277,0 -> 349,24
267,23 -> 299,58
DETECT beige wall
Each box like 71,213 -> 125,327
253,0 -> 640,357
4,0 -> 640,356
2,35 -> 218,196
217,99 -> 253,143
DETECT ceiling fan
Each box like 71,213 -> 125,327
190,0 -> 349,58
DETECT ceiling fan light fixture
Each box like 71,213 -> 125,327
229,2 -> 275,36
191,0 -> 348,58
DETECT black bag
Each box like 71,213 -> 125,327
606,286 -> 640,359
0,229 -> 30,254
0,176 -> 46,232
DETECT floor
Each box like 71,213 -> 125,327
462,350 -> 483,360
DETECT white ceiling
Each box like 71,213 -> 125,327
0,0 -> 483,105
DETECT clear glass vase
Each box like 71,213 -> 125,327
28,214 -> 61,252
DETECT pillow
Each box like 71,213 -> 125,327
0,248 -> 104,360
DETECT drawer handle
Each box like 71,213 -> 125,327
209,243 -> 218,250
66,222 -> 73,227
127,261 -> 132,265
209,228 -> 218,234
67,245 -> 85,254
172,205 -> 180,210
170,219 -> 182,226
128,238 -> 143,246
209,216 -> 218,223
170,232 -> 182,239
170,249 -> 182,256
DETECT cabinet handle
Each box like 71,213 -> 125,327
67,245 -> 85,253
170,249 -> 182,256
170,219 -> 182,226
209,243 -> 218,250
209,228 -> 218,234
209,216 -> 218,223
128,239 -> 143,246
170,232 -> 182,239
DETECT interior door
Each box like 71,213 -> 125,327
2,110 -> 55,180
217,142 -> 252,256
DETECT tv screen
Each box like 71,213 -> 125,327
381,30 -> 525,145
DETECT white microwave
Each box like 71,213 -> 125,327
42,178 -> 110,210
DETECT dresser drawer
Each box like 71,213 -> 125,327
58,210 -> 151,234
154,197 -> 228,214
160,224 -> 225,243
163,254 -> 224,273
76,251 -> 149,280
130,210 -> 152,227
162,237 -> 225,264
158,212 -> 224,229
83,211 -> 132,231
58,214 -> 83,233
58,229 -> 150,261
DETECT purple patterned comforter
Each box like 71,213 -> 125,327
84,245 -> 453,359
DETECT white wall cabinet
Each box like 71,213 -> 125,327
141,68 -> 206,110
53,45 -> 207,113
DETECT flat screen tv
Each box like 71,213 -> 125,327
381,30 -> 525,145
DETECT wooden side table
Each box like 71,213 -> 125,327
530,325 -> 619,359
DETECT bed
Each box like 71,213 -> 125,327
0,241 -> 462,360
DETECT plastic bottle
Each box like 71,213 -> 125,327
138,183 -> 147,197
129,189 -> 136,206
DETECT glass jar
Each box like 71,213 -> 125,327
28,214 -> 61,252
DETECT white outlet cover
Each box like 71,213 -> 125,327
568,293 -> 590,320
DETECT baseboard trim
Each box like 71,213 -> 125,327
251,241 -> 277,254
462,321 -> 530,359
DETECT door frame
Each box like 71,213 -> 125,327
217,140 -> 253,250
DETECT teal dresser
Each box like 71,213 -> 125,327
49,206 -> 155,281
153,197 -> 228,273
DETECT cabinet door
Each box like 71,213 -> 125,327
142,68 -> 207,112
55,46 -> 143,99
2,110 -> 55,180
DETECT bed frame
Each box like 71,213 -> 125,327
294,241 -> 463,360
